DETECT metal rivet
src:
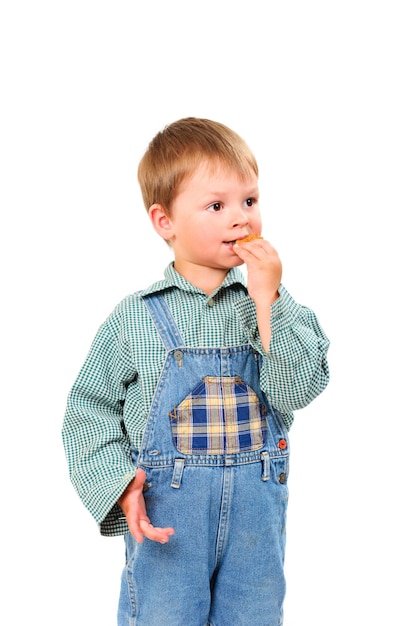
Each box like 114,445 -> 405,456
279,473 -> 286,484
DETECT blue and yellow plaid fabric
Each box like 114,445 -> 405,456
170,376 -> 267,455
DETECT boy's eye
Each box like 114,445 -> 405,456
245,197 -> 256,207
207,202 -> 223,212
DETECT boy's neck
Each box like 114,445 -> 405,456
173,262 -> 229,296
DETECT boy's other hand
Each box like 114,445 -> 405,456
233,237 -> 282,305
118,469 -> 175,544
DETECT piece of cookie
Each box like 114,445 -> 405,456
238,234 -> 263,244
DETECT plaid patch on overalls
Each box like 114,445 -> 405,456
170,376 -> 267,455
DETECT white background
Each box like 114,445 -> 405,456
1,1 -> 415,624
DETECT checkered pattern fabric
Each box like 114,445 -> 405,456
170,376 -> 267,455
63,263 -> 330,535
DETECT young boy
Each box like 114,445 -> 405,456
63,117 -> 330,625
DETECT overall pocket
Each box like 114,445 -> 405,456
169,376 -> 267,455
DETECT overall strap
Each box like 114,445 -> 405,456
141,293 -> 184,351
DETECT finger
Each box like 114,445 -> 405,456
233,242 -> 268,262
234,239 -> 274,258
138,518 -> 175,544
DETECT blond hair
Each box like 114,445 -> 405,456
138,117 -> 258,214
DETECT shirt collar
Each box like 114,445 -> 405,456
139,262 -> 247,298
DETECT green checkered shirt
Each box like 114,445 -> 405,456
63,263 -> 330,536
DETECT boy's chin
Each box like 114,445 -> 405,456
225,255 -> 244,268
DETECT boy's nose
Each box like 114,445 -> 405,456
230,206 -> 249,228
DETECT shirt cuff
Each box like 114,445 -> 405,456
233,285 -> 302,353
269,285 -> 302,332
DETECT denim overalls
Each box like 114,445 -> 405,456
118,293 -> 290,626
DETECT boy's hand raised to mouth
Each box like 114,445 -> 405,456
233,237 -> 282,306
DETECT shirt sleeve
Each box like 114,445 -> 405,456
233,285 -> 330,423
62,314 -> 138,536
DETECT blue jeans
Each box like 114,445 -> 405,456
118,294 -> 289,625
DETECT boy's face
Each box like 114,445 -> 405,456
162,161 -> 262,288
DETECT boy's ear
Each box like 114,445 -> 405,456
148,204 -> 174,242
